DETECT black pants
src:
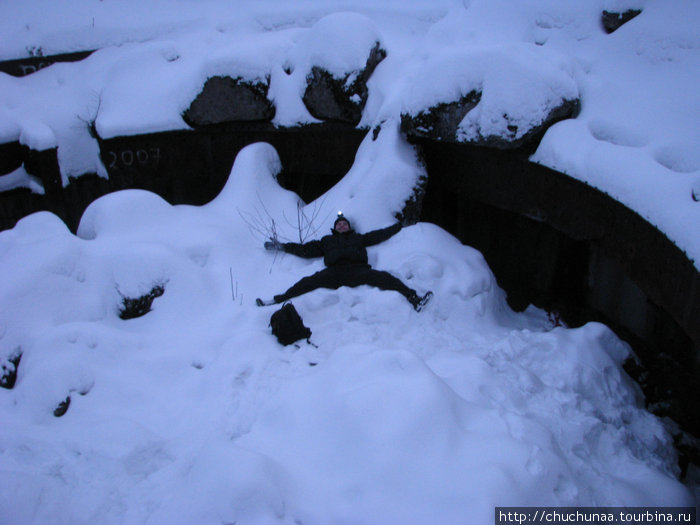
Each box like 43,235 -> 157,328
274,264 -> 415,303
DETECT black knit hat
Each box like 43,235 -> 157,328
333,212 -> 351,230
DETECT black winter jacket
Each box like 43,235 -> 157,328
281,222 -> 402,267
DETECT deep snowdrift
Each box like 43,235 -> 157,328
0,137 -> 694,524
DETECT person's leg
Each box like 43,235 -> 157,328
258,265 -> 432,311
346,266 -> 415,299
348,266 -> 433,311
273,267 -> 345,303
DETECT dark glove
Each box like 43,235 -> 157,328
264,239 -> 282,251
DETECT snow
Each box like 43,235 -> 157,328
289,12 -> 383,77
393,43 -> 580,143
1,1 -> 699,523
0,167 -> 44,194
0,135 -> 696,523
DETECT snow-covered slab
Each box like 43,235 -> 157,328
0,50 -> 95,77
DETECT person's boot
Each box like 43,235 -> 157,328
408,291 -> 433,312
256,294 -> 286,307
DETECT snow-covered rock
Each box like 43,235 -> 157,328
297,13 -> 387,125
183,76 -> 275,127
399,44 -> 580,148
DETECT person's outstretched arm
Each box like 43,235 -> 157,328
265,238 -> 324,259
360,222 -> 402,247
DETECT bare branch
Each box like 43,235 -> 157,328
238,194 -> 331,273
281,195 -> 330,244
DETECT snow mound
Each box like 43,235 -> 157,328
289,12 -> 383,77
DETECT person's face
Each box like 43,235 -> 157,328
334,220 -> 350,233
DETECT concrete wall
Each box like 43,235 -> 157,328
0,123 -> 366,231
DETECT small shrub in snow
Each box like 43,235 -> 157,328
53,396 -> 70,418
0,351 -> 22,389
118,284 -> 166,320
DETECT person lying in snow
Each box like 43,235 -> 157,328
256,213 -> 433,311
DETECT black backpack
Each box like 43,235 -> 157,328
270,302 -> 312,345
